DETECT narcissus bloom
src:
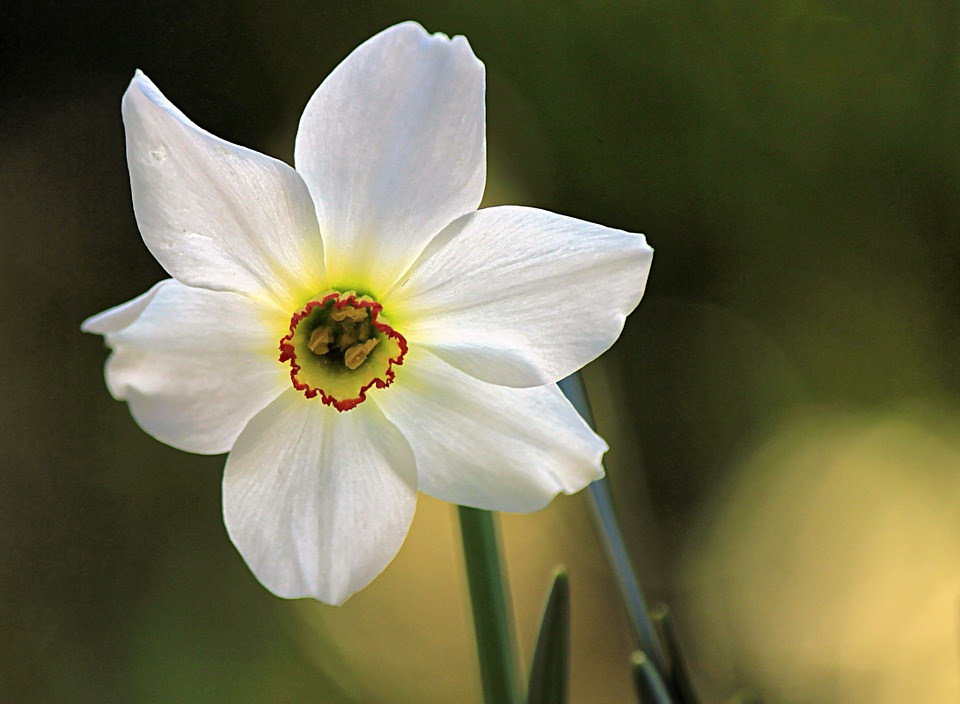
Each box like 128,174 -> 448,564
83,22 -> 652,604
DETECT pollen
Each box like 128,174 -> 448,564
307,326 -> 333,355
279,290 -> 407,411
344,338 -> 380,370
330,306 -> 369,323
304,295 -> 379,369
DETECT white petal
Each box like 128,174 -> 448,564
377,348 -> 607,512
124,71 -> 325,307
95,279 -> 288,454
81,280 -> 164,334
294,22 -> 486,292
223,391 -> 418,604
387,206 -> 653,387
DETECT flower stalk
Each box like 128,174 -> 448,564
557,372 -> 668,675
458,506 -> 522,704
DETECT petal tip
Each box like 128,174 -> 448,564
81,280 -> 167,335
125,69 -> 154,101
380,20 -> 482,67
122,69 -> 164,121
123,69 -> 176,122
79,316 -> 101,335
248,574 -> 354,605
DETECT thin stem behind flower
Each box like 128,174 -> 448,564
557,372 -> 668,676
458,506 -> 522,704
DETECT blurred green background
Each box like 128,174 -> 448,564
4,1 -> 960,702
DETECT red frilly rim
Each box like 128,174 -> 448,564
279,291 -> 407,412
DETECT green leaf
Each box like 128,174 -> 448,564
526,567 -> 570,704
630,651 -> 674,704
458,506 -> 522,704
652,605 -> 700,704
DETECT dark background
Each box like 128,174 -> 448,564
4,1 -> 960,701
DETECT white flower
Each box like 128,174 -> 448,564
82,22 -> 653,605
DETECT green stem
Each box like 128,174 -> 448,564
458,506 -> 521,704
557,372 -> 668,676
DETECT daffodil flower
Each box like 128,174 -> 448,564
83,22 -> 653,604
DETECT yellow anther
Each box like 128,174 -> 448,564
344,338 -> 380,370
307,326 -> 334,355
331,306 -> 369,323
336,327 -> 359,349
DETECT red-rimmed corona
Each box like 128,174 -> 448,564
279,291 -> 408,411
83,22 -> 653,605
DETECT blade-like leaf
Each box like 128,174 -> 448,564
652,605 -> 700,704
527,567 -> 570,704
458,506 -> 521,704
631,651 -> 674,704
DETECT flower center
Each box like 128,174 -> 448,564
279,290 -> 407,411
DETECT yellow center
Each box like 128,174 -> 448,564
279,290 -> 407,411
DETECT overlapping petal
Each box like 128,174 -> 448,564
85,280 -> 288,454
123,71 -> 326,307
223,390 -> 418,603
376,348 -> 606,512
387,206 -> 653,388
81,280 -> 165,334
294,22 -> 486,292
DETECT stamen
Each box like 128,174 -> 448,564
307,326 -> 333,355
336,324 -> 359,349
331,306 -> 369,323
344,338 -> 380,370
